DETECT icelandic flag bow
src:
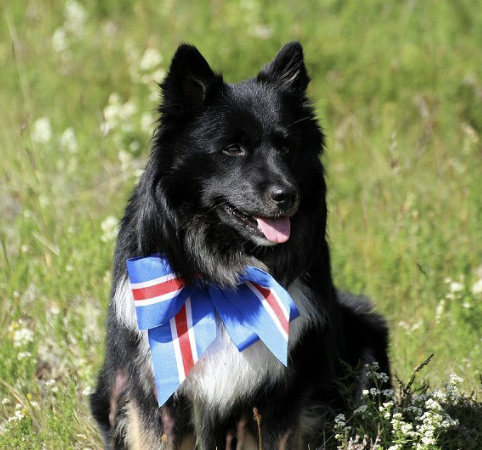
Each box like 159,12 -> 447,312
126,254 -> 300,406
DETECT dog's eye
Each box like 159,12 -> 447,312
223,144 -> 245,156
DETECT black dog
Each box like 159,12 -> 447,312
91,42 -> 390,449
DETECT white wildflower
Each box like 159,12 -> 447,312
101,93 -> 122,134
382,389 -> 395,397
139,48 -> 162,72
369,387 -> 380,396
129,141 -> 140,152
101,93 -> 138,136
82,386 -> 93,396
398,319 -> 423,333
119,150 -> 133,173
11,324 -> 34,348
412,394 -> 427,402
101,216 -> 118,242
152,68 -> 166,82
59,127 -> 78,153
346,434 -> 368,449
425,398 -> 442,411
121,101 -> 137,118
376,371 -> 390,383
31,117 -> 52,144
148,83 -> 159,102
404,405 -> 423,416
391,412 -> 403,425
64,0 -> 87,37
420,435 -> 436,445
449,373 -> 463,385
435,299 -> 445,324
39,194 -> 50,208
401,422 -> 414,433
431,389 -> 446,402
449,281 -> 464,293
27,393 -> 40,409
441,416 -> 458,428
1,398 -> 11,405
472,278 -> 482,295
252,24 -> 273,39
354,404 -> 367,415
17,351 -> 32,360
141,112 -> 155,133
379,401 -> 393,419
52,27 -> 69,53
333,412 -> 348,443
8,405 -> 26,423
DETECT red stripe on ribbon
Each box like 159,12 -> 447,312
252,283 -> 289,335
132,278 -> 185,300
175,304 -> 195,377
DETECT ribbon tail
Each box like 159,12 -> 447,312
148,322 -> 184,406
224,284 -> 289,365
209,286 -> 259,351
148,292 -> 217,406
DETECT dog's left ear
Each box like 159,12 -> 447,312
160,44 -> 223,117
257,42 -> 309,93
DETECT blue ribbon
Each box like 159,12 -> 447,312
126,255 -> 299,406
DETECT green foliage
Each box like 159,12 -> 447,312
1,0 -> 481,447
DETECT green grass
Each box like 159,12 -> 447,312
1,0 -> 481,447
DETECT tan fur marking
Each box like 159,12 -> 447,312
125,402 -> 143,450
235,420 -> 257,450
178,434 -> 196,450
124,401 -> 169,449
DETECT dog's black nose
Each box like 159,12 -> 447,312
270,186 -> 299,210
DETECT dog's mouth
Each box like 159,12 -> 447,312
223,204 -> 291,244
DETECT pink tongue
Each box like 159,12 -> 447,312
255,217 -> 291,243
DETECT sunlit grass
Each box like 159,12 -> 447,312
1,0 -> 481,447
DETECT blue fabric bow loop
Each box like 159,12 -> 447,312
126,255 -> 300,406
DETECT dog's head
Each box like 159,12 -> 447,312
142,43 -> 327,285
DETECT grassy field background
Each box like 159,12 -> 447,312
1,0 -> 481,448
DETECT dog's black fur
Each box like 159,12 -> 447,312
91,42 -> 390,449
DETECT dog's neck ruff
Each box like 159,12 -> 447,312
126,254 -> 300,405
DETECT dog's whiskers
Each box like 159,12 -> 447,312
286,116 -> 312,129
206,200 -> 230,214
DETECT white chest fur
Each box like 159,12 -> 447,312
113,277 -> 320,414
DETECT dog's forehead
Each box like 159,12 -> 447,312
221,81 -> 293,130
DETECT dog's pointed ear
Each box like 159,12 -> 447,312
257,42 -> 309,92
160,44 -> 223,117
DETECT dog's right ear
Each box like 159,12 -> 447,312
160,44 -> 223,118
257,42 -> 309,93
